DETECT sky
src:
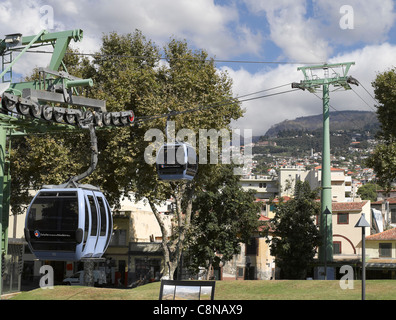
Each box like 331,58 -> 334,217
1,0 -> 396,136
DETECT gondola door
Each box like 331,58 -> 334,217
92,191 -> 111,258
84,191 -> 100,258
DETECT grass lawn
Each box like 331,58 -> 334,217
8,280 -> 396,300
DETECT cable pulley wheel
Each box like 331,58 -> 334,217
29,104 -> 42,118
102,112 -> 111,126
53,110 -> 64,123
2,98 -> 16,112
17,103 -> 30,116
42,105 -> 53,121
65,113 -> 76,124
111,113 -> 121,126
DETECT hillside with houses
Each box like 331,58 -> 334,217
250,110 -> 378,184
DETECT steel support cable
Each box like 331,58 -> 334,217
133,84 -> 293,122
134,88 -> 300,124
356,80 -> 379,105
350,87 -> 376,112
15,49 -> 324,66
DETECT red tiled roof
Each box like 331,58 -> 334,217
258,215 -> 273,232
371,198 -> 396,205
366,228 -> 396,241
314,166 -> 344,172
272,196 -> 292,203
386,198 -> 396,204
331,201 -> 368,212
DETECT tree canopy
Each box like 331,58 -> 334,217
366,67 -> 396,189
264,181 -> 321,279
185,165 -> 260,279
357,182 -> 380,202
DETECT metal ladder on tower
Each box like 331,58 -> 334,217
2,50 -> 12,83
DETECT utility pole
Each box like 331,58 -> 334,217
292,62 -> 357,271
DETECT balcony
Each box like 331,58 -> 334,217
129,242 -> 163,256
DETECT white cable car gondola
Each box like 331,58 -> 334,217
156,142 -> 198,181
24,124 -> 113,261
24,185 -> 112,261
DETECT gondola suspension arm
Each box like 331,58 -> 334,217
70,123 -> 98,184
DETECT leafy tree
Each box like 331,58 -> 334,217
264,181 -> 321,279
184,165 -> 260,279
366,67 -> 396,189
357,182 -> 380,202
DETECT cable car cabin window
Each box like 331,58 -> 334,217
97,197 -> 107,236
87,195 -> 98,236
27,192 -> 78,231
26,191 -> 79,252
158,145 -> 186,174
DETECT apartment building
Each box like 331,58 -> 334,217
331,201 -> 371,260
239,175 -> 279,200
365,228 -> 396,279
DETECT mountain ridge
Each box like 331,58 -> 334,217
264,110 -> 379,137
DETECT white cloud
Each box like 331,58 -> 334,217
243,0 -> 396,63
0,0 -> 262,77
47,0 -> 262,58
314,0 -> 396,45
243,0 -> 330,62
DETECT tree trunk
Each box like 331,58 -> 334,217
207,258 -> 213,280
148,183 -> 195,281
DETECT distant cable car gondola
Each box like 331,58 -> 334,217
24,123 -> 113,261
156,142 -> 198,181
24,185 -> 112,261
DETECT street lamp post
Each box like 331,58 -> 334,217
354,214 -> 370,300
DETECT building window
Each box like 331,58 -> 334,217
246,238 -> 258,255
333,241 -> 342,254
337,213 -> 349,224
110,229 -> 127,246
391,209 -> 396,224
379,243 -> 392,258
237,267 -> 244,278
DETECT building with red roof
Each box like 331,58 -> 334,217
364,228 -> 396,279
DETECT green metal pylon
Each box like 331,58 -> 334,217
321,79 -> 332,264
0,126 -> 7,294
292,62 -> 357,266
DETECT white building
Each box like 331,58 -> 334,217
239,175 -> 279,200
